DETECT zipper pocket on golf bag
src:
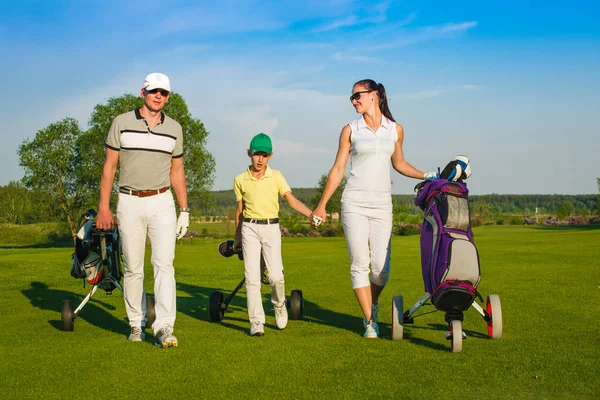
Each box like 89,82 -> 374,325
439,232 -> 481,287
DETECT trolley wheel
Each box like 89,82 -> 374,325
289,290 -> 303,320
486,294 -> 503,339
209,291 -> 225,322
391,295 -> 404,341
146,295 -> 156,327
61,300 -> 74,332
450,320 -> 463,353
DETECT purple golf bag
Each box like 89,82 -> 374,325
414,179 -> 481,312
392,165 -> 503,352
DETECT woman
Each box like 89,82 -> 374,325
311,79 -> 438,338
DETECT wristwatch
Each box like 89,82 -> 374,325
179,207 -> 190,213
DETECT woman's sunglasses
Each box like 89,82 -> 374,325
349,89 -> 374,102
146,88 -> 170,96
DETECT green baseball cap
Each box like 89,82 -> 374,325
249,133 -> 272,155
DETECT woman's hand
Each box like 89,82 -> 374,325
310,206 -> 327,226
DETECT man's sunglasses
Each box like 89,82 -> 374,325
146,88 -> 170,96
349,89 -> 374,102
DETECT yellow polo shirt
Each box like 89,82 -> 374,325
233,166 -> 292,219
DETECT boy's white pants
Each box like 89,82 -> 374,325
341,203 -> 392,289
241,222 -> 285,324
117,191 -> 177,333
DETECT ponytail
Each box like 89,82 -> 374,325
353,79 -> 396,122
376,83 -> 395,122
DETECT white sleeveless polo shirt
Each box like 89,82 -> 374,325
341,115 -> 398,207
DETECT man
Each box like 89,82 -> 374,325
95,72 -> 189,348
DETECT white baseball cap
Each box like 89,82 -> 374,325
143,72 -> 171,91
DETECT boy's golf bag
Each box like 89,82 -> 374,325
391,158 -> 502,352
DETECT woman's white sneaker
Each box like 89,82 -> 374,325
364,321 -> 379,339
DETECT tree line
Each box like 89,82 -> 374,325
5,87 -> 599,235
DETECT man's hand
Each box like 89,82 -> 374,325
95,209 -> 114,230
176,212 -> 190,240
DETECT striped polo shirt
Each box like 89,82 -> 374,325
106,109 -> 183,191
341,115 -> 398,207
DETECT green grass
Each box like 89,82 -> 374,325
1,226 -> 599,399
0,222 -> 71,248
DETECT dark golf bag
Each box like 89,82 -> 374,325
70,209 -> 122,292
414,179 -> 481,313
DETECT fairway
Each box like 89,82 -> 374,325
1,225 -> 599,399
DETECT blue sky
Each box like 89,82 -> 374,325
1,0 -> 598,194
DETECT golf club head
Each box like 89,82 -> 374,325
217,240 -> 243,260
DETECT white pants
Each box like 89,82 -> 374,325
241,222 -> 285,324
341,203 -> 392,289
117,191 -> 177,333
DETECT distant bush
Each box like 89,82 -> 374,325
507,216 -> 524,225
393,223 -> 420,236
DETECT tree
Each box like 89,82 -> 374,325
78,92 -> 216,208
18,118 -> 85,238
556,201 -> 574,221
0,181 -> 31,224
597,177 -> 600,214
473,199 -> 492,223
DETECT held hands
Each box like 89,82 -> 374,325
310,207 -> 327,227
424,171 -> 440,181
176,211 -> 190,240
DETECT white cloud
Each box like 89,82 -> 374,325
331,52 -> 382,62
376,21 -> 478,49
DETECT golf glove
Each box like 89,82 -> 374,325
176,212 -> 190,240
424,171 -> 439,181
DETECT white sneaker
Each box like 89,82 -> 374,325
154,326 -> 178,348
128,326 -> 145,342
363,303 -> 379,328
250,321 -> 264,337
364,321 -> 379,339
274,303 -> 288,330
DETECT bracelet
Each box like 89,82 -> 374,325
179,207 -> 190,213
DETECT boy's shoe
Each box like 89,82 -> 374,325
364,321 -> 379,339
155,326 -> 178,348
250,321 -> 264,337
363,303 -> 379,328
128,326 -> 145,342
274,303 -> 288,330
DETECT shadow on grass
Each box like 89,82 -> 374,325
177,281 -> 249,335
532,224 -> 600,232
22,281 -> 129,334
176,281 -> 364,336
399,312 -> 490,351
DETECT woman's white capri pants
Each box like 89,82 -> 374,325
341,202 -> 392,289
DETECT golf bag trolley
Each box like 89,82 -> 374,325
61,209 -> 157,332
209,240 -> 304,322
391,159 -> 503,353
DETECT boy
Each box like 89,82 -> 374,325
233,133 -> 314,336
